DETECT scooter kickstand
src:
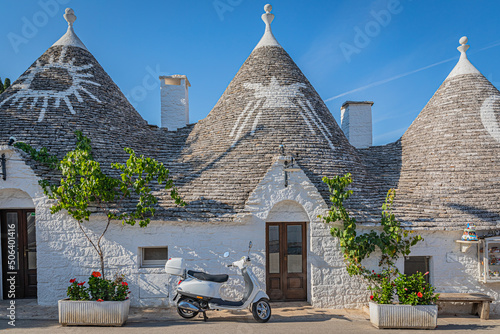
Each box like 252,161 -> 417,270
202,311 -> 208,322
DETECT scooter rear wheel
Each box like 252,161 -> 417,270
177,297 -> 199,319
252,298 -> 271,323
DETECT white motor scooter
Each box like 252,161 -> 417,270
165,241 -> 271,322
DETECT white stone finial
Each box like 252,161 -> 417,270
52,8 -> 87,50
64,8 -> 76,27
262,4 -> 274,28
446,35 -> 480,80
254,4 -> 281,50
457,35 -> 470,54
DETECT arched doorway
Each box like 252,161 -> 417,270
0,189 -> 37,299
265,200 -> 309,301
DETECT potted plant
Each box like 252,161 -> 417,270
369,271 -> 440,329
59,272 -> 131,326
16,131 -> 185,326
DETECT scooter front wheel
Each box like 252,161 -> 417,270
252,298 -> 271,323
177,297 -> 200,319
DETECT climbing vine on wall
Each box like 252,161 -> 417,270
318,173 -> 422,282
15,131 -> 185,278
14,142 -> 59,168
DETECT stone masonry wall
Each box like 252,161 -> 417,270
2,147 -> 499,314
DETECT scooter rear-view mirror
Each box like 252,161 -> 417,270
223,252 -> 229,258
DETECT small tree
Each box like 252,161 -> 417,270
0,78 -> 4,94
16,131 -> 185,278
3,78 -> 10,91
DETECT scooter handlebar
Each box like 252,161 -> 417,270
226,264 -> 233,267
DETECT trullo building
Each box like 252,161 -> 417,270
0,6 -> 499,314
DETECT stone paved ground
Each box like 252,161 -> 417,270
1,300 -> 500,333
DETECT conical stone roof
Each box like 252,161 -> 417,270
393,37 -> 500,228
160,5 -> 378,221
0,9 -> 154,169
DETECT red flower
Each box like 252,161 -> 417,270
372,270 -> 375,273
69,279 -> 76,283
77,282 -> 85,286
121,282 -> 128,286
404,288 -> 408,291
92,271 -> 101,278
424,271 -> 429,276
97,299 -> 103,302
370,295 -> 374,300
377,274 -> 381,278
417,292 -> 423,298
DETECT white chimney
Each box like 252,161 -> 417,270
160,75 -> 190,131
340,101 -> 373,149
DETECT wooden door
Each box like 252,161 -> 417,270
266,222 -> 307,301
1,210 -> 37,299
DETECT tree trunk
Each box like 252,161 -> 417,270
100,252 -> 105,280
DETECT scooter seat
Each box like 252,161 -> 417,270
188,270 -> 229,283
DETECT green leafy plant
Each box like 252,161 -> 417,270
319,173 -> 422,280
16,131 -> 185,278
67,278 -> 90,301
68,271 -> 130,301
319,173 -> 432,303
394,272 -> 439,305
14,142 -> 59,168
369,272 -> 394,304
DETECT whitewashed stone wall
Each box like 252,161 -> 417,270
244,156 -> 360,308
37,217 -> 264,307
1,149 -> 499,314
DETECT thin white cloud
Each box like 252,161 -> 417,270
325,40 -> 500,102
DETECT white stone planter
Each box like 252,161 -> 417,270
58,299 -> 130,326
369,302 -> 438,329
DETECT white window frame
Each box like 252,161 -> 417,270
140,246 -> 169,268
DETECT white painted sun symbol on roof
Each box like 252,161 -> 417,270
0,46 -> 101,122
230,76 -> 336,150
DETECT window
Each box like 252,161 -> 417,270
140,247 -> 168,268
404,256 -> 430,283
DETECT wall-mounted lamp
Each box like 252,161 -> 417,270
284,156 -> 301,187
8,136 -> 16,146
280,144 -> 301,187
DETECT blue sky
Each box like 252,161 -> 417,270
2,0 -> 500,145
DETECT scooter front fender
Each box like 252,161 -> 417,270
251,291 -> 270,304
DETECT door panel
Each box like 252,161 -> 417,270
25,211 -> 37,297
266,224 -> 283,300
266,222 -> 307,301
1,209 -> 37,299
